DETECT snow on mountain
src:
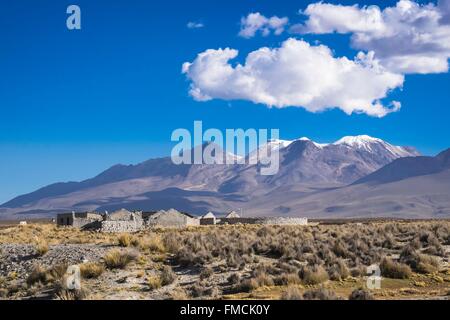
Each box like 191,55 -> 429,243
248,139 -> 293,162
333,135 -> 419,158
298,137 -> 328,149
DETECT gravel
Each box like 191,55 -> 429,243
0,244 -> 110,281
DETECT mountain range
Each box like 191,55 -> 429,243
1,135 -> 449,219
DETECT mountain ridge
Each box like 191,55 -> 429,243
0,135 -> 426,218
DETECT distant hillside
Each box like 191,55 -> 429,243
0,135 -> 430,219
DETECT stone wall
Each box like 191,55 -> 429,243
200,218 -> 216,225
218,218 -> 261,225
209,217 -> 308,226
261,217 -> 308,225
100,220 -> 145,233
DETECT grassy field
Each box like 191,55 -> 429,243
0,221 -> 449,300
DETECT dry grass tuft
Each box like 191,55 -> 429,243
274,273 -> 302,286
80,262 -> 105,279
300,265 -> 329,285
143,235 -> 166,252
54,280 -> 89,300
349,288 -> 374,300
170,288 -> 189,300
27,264 -> 68,286
400,247 -> 440,274
200,266 -> 213,280
147,275 -> 162,290
380,258 -> 412,279
103,249 -> 138,269
303,288 -> 340,300
34,239 -> 49,256
118,234 -> 132,247
280,286 -> 303,300
160,266 -> 176,285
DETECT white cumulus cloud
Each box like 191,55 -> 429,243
239,12 -> 289,38
182,38 -> 404,117
187,21 -> 204,29
296,0 -> 450,74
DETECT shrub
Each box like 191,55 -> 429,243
160,266 -> 176,285
235,271 -> 274,292
118,234 -> 132,247
410,237 -> 421,249
190,281 -> 209,298
27,264 -> 68,286
235,278 -> 259,293
143,235 -> 166,252
416,261 -> 439,274
274,273 -> 301,286
303,288 -> 339,300
332,241 -> 348,258
349,288 -> 374,300
422,234 -> 445,256
350,265 -> 366,277
227,273 -> 240,285
300,265 -> 329,285
382,234 -> 396,249
423,245 -> 445,257
176,248 -> 212,267
280,286 -> 303,300
103,249 -> 138,269
206,286 -> 220,298
0,288 -> 8,298
380,258 -> 412,279
170,288 -> 189,300
147,275 -> 162,290
327,259 -> 350,281
400,247 -> 439,274
54,281 -> 89,300
130,237 -> 142,247
200,266 -> 213,280
35,240 -> 49,256
254,272 -> 274,287
163,232 -> 181,253
80,262 -> 104,279
26,265 -> 47,286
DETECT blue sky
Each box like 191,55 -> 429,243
0,0 -> 449,203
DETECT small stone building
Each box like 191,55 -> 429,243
200,212 -> 217,225
100,209 -> 145,233
57,212 -> 103,229
147,209 -> 200,228
106,209 -> 136,221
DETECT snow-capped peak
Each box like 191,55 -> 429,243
333,135 -> 418,157
295,137 -> 329,149
334,135 -> 383,147
248,139 -> 292,162
250,135 -> 418,161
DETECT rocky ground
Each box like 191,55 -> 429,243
0,244 -> 109,282
0,222 -> 449,300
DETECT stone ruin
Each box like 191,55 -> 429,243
100,209 -> 145,233
57,208 -> 200,233
56,209 -> 308,233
